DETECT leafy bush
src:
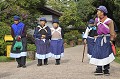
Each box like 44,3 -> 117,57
27,44 -> 36,51
64,30 -> 80,41
0,22 -> 11,56
116,47 -> 120,56
64,39 -> 68,44
0,22 -> 11,39
0,40 -> 6,56
116,33 -> 120,47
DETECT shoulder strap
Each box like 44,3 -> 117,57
97,18 -> 111,29
37,25 -> 47,32
51,27 -> 61,35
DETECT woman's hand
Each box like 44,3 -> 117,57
41,35 -> 46,39
83,39 -> 87,44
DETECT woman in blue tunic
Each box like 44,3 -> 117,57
33,17 -> 51,66
83,19 -> 97,59
50,19 -> 64,65
90,6 -> 116,75
10,15 -> 27,68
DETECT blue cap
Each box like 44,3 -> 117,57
52,19 -> 59,24
40,17 -> 47,22
88,19 -> 95,24
97,6 -> 108,13
14,15 -> 20,20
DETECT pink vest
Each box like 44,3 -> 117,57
95,18 -> 111,35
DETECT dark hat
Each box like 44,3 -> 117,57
40,17 -> 47,22
97,6 -> 108,13
14,15 -> 20,20
52,19 -> 59,24
88,19 -> 95,24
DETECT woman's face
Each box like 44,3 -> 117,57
14,20 -> 19,24
39,21 -> 46,26
53,23 -> 58,29
88,24 -> 94,26
97,10 -> 103,18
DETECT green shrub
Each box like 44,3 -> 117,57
116,47 -> 120,56
0,22 -> 11,39
64,39 -> 68,44
64,30 -> 81,45
0,22 -> 11,56
64,30 -> 80,41
27,44 -> 36,51
116,33 -> 120,47
0,40 -> 6,56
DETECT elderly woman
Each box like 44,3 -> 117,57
89,6 -> 116,75
83,19 -> 97,59
10,15 -> 27,68
50,19 -> 64,65
33,17 -> 51,66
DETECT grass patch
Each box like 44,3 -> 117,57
115,56 -> 120,64
0,56 -> 15,62
114,46 -> 120,64
0,56 -> 34,62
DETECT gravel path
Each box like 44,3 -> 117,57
0,45 -> 120,79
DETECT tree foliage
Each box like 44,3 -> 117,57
47,0 -> 86,29
0,22 -> 11,39
47,0 -> 66,12
0,0 -> 46,28
77,0 -> 96,21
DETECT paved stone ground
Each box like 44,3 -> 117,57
0,45 -> 120,79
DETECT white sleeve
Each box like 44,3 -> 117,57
83,27 -> 90,39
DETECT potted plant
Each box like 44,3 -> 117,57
77,38 -> 83,45
27,44 -> 36,60
69,35 -> 76,47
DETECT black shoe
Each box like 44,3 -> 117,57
103,70 -> 110,76
22,65 -> 26,68
17,64 -> 22,68
44,63 -> 48,65
94,70 -> 103,75
38,59 -> 42,66
44,59 -> 48,65
37,64 -> 42,66
55,59 -> 60,65
55,62 -> 60,65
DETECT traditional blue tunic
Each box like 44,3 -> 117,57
50,27 -> 64,59
83,26 -> 97,59
10,22 -> 27,58
33,25 -> 51,59
89,18 -> 115,66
